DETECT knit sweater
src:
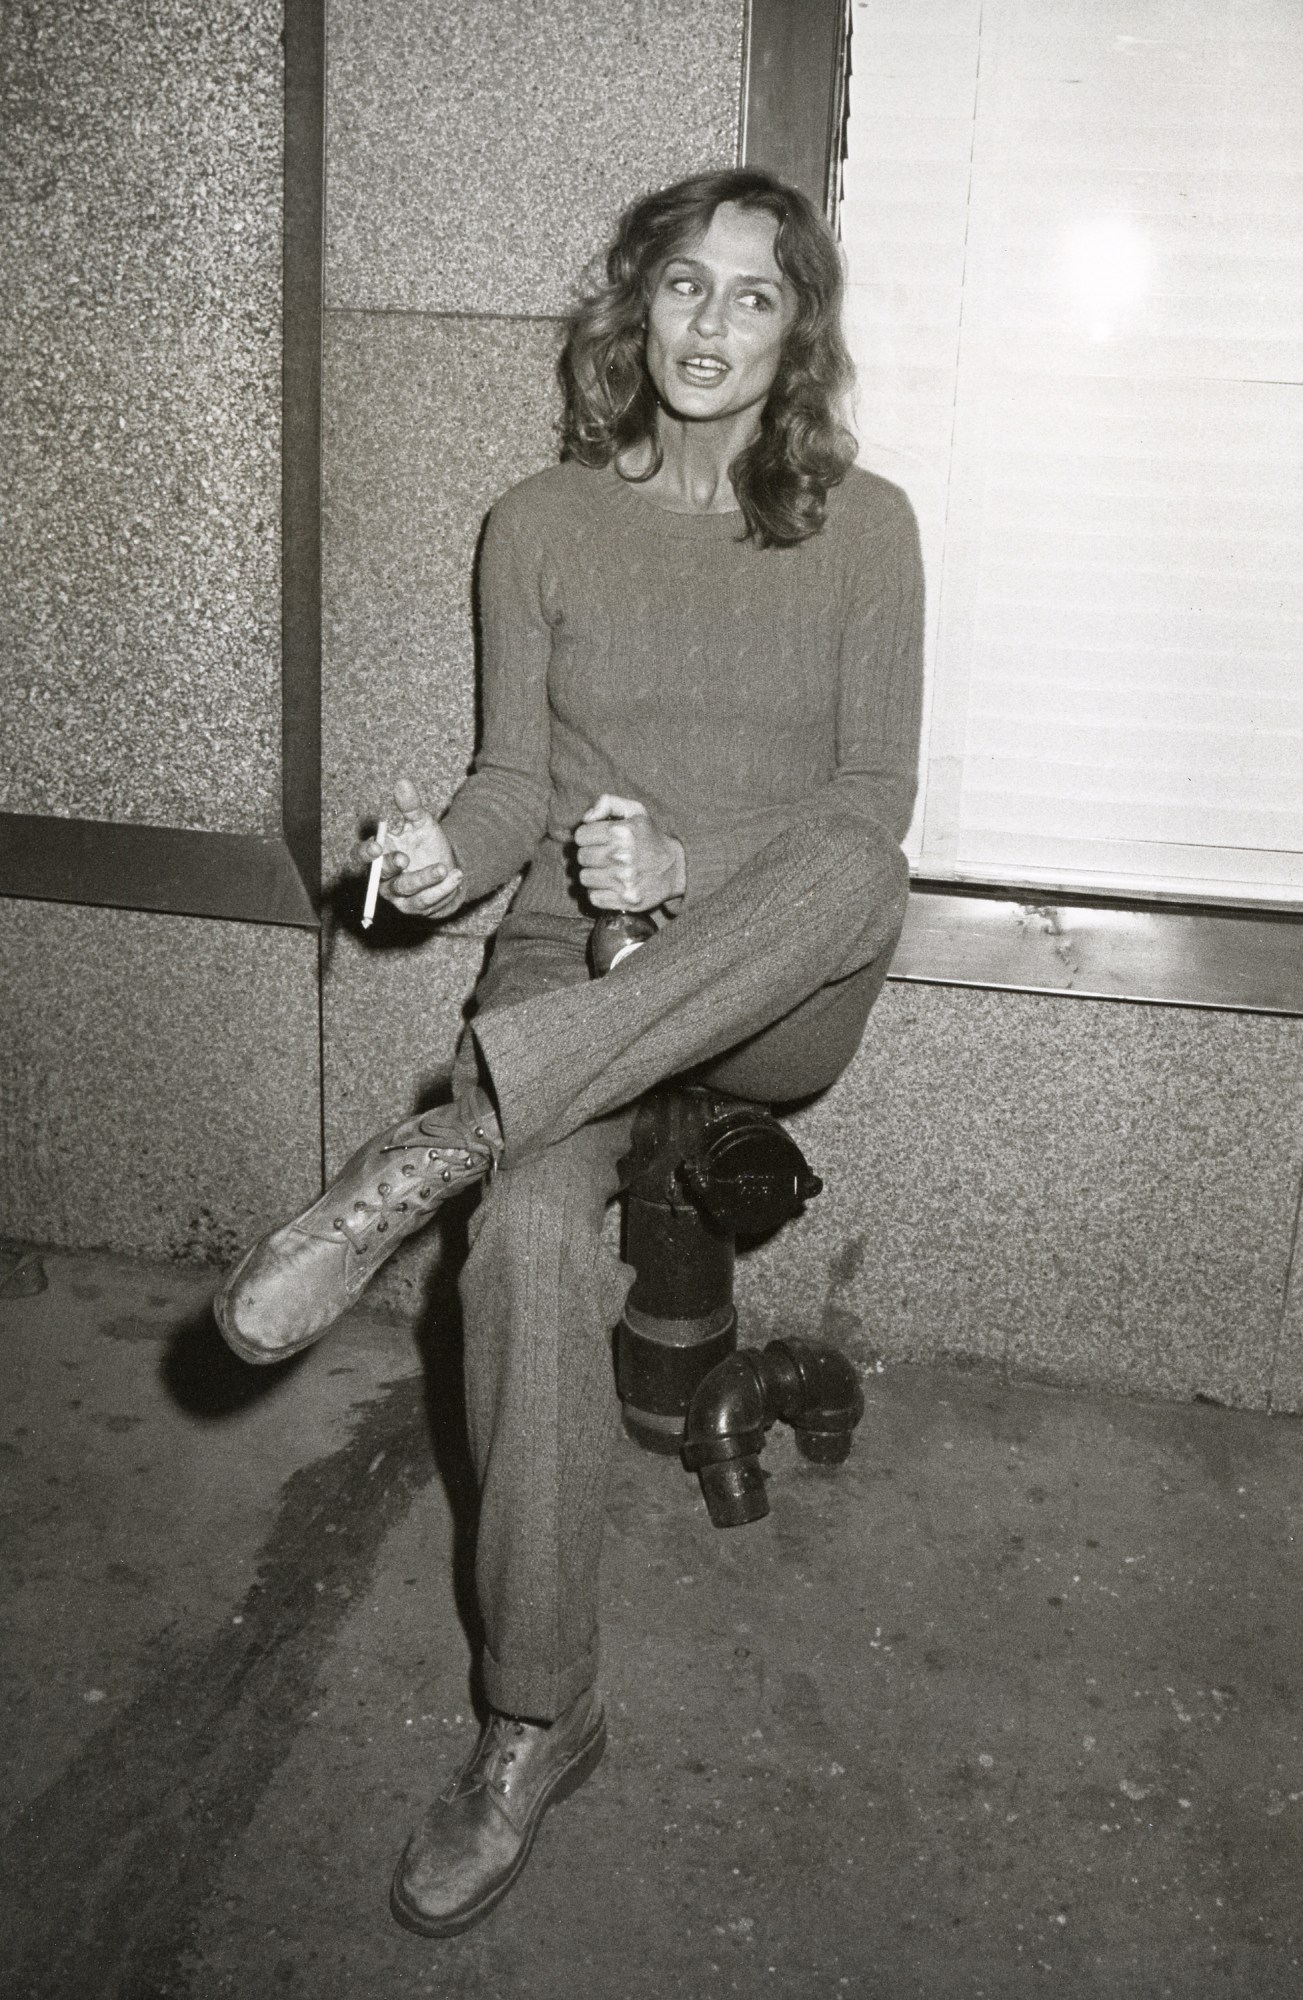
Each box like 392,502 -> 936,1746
440,458 -> 924,918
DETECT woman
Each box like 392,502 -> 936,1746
216,167 -> 924,1935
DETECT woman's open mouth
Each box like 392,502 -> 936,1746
678,355 -> 730,387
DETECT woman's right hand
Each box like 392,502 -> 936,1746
356,775 -> 465,920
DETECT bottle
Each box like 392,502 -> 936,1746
589,909 -> 657,977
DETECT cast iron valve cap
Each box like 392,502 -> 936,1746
678,1103 -> 822,1238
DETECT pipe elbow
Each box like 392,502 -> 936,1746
681,1352 -> 769,1527
681,1351 -> 767,1465
681,1341 -> 866,1525
765,1339 -> 865,1464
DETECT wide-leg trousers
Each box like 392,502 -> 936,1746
450,813 -> 909,1720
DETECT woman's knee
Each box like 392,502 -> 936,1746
818,813 -> 908,907
697,955 -> 887,1103
762,811 -> 908,931
783,815 -> 909,987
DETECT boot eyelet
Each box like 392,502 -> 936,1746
377,1220 -> 388,1233
441,1168 -> 452,1183
378,1181 -> 391,1196
418,1186 -> 431,1199
333,1218 -> 345,1230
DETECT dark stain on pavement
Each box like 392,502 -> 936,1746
1,1374 -> 435,2000
101,1313 -> 173,1343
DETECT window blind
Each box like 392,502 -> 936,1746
840,0 -> 1303,908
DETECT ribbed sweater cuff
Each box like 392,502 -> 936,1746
439,805 -> 514,907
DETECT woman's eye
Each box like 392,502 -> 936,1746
739,290 -> 775,312
668,277 -> 698,296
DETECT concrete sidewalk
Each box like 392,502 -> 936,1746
2,1247 -> 1301,1999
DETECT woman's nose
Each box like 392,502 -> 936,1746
690,289 -> 725,339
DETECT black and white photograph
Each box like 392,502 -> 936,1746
2,1 -> 1301,1994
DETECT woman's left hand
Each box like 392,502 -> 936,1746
575,795 -> 686,912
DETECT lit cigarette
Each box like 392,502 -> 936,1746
361,819 -> 386,929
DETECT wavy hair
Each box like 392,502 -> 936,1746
558,168 -> 856,548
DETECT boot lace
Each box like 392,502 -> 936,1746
330,1108 -> 500,1244
379,1108 -> 496,1172
464,1713 -> 529,1797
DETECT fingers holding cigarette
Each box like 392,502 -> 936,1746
385,856 -> 464,917
358,827 -> 464,924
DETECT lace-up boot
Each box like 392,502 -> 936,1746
390,1687 -> 606,1936
215,1086 -> 502,1364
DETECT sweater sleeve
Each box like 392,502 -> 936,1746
438,490 -> 554,905
678,484 -> 925,905
822,483 -> 925,844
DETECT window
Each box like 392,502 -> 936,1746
841,0 -> 1303,912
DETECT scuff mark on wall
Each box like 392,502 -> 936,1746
821,1234 -> 872,1360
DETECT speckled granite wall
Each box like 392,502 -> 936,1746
1,0 -> 283,833
1273,1221 -> 1303,1412
321,314 -> 561,908
734,984 -> 1303,1414
0,900 -> 320,1264
325,0 -> 744,315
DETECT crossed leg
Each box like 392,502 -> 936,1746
455,812 -> 908,1720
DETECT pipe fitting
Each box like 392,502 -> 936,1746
681,1340 -> 866,1526
681,1351 -> 768,1461
680,1350 -> 770,1526
767,1339 -> 865,1464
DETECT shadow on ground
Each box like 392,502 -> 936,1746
2,1247 -> 1301,1999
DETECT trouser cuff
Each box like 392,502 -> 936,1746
481,1635 -> 601,1724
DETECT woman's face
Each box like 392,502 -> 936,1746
644,202 -> 797,433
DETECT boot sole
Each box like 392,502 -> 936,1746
388,1713 -> 607,1938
